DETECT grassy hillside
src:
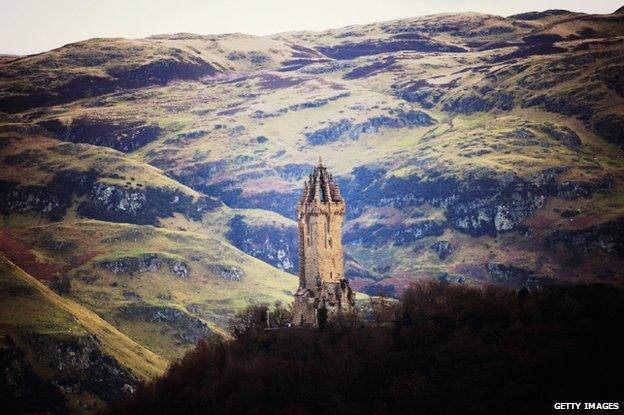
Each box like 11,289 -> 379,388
1,9 -> 624,408
1,219 -> 297,359
0,253 -> 167,413
0,129 -> 297,359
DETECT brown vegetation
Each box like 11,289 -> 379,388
110,281 -> 624,415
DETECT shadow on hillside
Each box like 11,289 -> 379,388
109,282 -> 624,415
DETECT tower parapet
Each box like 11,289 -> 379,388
293,159 -> 355,326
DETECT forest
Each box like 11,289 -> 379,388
110,281 -> 624,415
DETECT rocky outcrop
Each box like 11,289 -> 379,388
0,169 -> 98,221
99,253 -> 189,277
305,109 -> 435,145
117,305 -> 213,344
274,163 -> 315,181
305,119 -> 352,145
436,273 -> 467,284
546,217 -> 624,257
537,123 -> 583,149
41,236 -> 76,252
252,93 -> 350,118
0,336 -> 66,414
77,183 -> 219,225
204,184 -> 297,220
343,57 -> 398,80
486,262 -> 552,288
351,169 -> 612,236
317,39 -> 465,60
392,80 -> 445,108
30,333 -> 140,403
207,264 -> 245,281
442,95 -> 494,114
344,220 -> 444,247
0,180 -> 73,221
345,256 -> 383,282
0,169 -> 218,225
39,118 -> 162,153
1,332 -> 140,412
430,240 -> 453,260
226,215 -> 297,274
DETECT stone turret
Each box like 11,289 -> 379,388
292,158 -> 355,326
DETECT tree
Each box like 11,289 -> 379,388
228,304 -> 270,338
269,301 -> 291,328
317,303 -> 328,329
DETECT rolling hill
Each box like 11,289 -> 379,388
1,7 -> 624,409
0,253 -> 167,413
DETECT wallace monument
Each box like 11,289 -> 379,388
292,159 -> 355,326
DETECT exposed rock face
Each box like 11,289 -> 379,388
226,215 -> 297,273
537,123 -> 583,149
430,240 -> 453,260
316,39 -> 465,59
39,118 -> 162,153
0,169 -> 98,221
546,217 -> 624,256
443,95 -> 494,114
99,253 -> 189,277
118,304 -> 213,344
0,169 -> 219,225
1,333 -> 140,412
0,180 -> 73,221
305,109 -> 436,145
392,80 -> 445,108
77,183 -> 219,225
40,235 -> 77,252
305,119 -> 353,145
31,333 -> 140,402
274,163 -> 315,181
0,336 -> 66,414
486,263 -> 551,288
346,169 -> 612,237
204,183 -> 298,220
344,220 -> 444,247
207,264 -> 244,281
436,273 -> 467,284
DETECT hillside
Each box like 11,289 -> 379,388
1,7 -> 624,408
0,253 -> 167,413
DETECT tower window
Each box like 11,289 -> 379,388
328,238 -> 332,247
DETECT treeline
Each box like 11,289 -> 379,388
109,282 -> 624,415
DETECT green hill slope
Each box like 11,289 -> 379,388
0,7 -> 623,379
0,253 -> 168,413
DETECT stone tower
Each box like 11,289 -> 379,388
292,158 -> 355,326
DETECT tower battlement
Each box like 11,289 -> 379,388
293,159 -> 355,326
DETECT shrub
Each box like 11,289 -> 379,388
110,282 -> 624,415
